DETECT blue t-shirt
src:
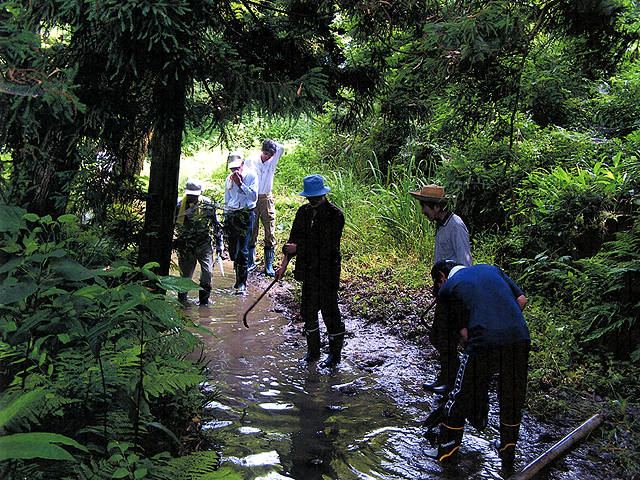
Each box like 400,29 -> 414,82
438,264 -> 530,354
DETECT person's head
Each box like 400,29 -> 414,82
409,185 -> 453,222
299,174 -> 331,207
185,179 -> 202,200
261,139 -> 277,162
430,260 -> 460,296
227,153 -> 244,172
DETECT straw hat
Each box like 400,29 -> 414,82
409,184 -> 455,203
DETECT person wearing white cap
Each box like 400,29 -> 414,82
224,153 -> 258,293
274,174 -> 346,368
174,179 -> 220,305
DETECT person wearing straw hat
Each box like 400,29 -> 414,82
224,153 -> 258,293
410,184 -> 474,432
409,184 -> 473,268
274,174 -> 345,368
174,179 -> 221,306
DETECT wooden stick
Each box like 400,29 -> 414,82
510,413 -> 604,480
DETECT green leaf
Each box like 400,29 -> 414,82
112,467 -> 130,478
0,388 -> 47,430
134,467 -> 148,479
0,205 -> 27,235
156,275 -> 200,293
0,432 -> 87,462
0,257 -> 22,275
147,422 -> 182,449
50,258 -> 98,281
0,282 -> 38,305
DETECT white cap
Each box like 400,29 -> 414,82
227,152 -> 243,169
185,180 -> 202,195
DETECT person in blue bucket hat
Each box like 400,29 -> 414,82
275,174 -> 346,368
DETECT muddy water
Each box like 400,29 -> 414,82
181,261 -> 512,480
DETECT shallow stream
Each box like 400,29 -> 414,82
180,261 -> 623,480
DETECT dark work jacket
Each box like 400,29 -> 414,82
286,200 -> 344,290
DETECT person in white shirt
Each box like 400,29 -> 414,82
247,139 -> 284,277
245,139 -> 284,276
224,154 -> 258,293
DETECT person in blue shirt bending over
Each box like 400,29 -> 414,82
423,260 -> 530,478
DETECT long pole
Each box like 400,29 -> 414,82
510,413 -> 604,480
242,278 -> 278,328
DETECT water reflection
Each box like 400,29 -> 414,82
184,261 -> 505,479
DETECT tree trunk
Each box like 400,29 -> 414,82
137,78 -> 187,276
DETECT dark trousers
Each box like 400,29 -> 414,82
429,302 -> 460,386
226,210 -> 255,269
301,279 -> 343,337
438,339 -> 531,458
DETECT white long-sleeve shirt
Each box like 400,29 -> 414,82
246,142 -> 284,195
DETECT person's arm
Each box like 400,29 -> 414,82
272,142 -> 285,164
274,248 -> 294,280
452,222 -> 473,267
239,170 -> 258,203
224,177 -> 231,205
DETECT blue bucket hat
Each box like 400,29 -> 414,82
299,174 -> 331,197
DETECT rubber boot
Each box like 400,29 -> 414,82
497,422 -> 520,477
264,248 -> 275,277
302,328 -> 321,362
320,333 -> 344,368
424,423 -> 462,465
423,403 -> 445,429
423,376 -> 446,393
199,289 -> 210,306
469,391 -> 490,432
237,265 -> 248,293
247,248 -> 256,272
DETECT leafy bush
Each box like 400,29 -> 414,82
0,206 -> 219,479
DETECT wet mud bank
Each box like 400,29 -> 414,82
189,265 -> 631,480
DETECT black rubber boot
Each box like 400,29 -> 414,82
423,404 -> 445,429
320,333 -> 344,368
469,391 -> 490,432
232,264 -> 239,289
302,329 -> 321,362
424,423 -> 462,465
423,377 -> 447,393
236,265 -> 248,293
199,289 -> 210,306
497,422 -> 520,477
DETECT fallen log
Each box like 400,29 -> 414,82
510,413 -> 604,480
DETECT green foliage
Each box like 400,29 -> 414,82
510,152 -> 635,260
0,207 -> 212,479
